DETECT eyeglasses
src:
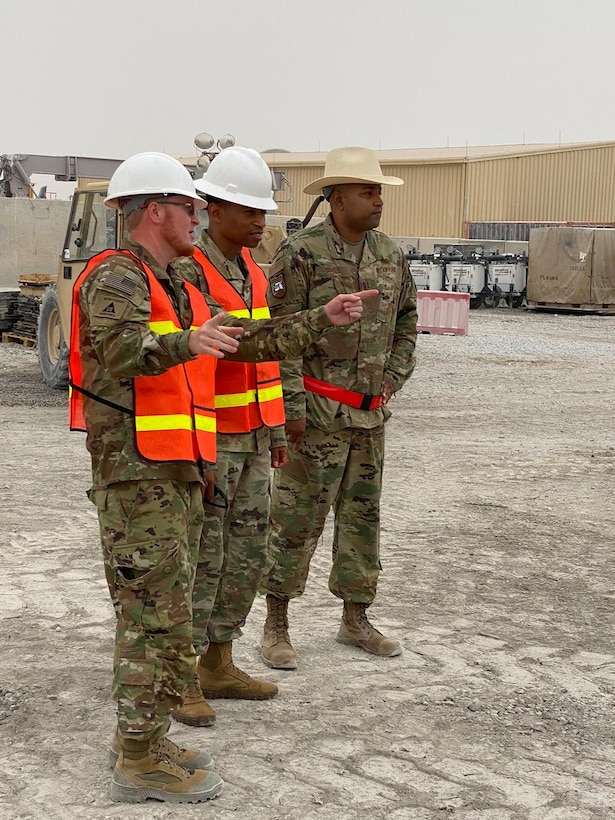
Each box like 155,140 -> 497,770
158,200 -> 197,217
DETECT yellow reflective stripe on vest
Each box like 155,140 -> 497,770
226,308 -> 270,320
135,413 -> 216,433
135,413 -> 193,432
215,383 -> 283,409
258,383 -> 283,402
195,414 -> 216,433
216,389 -> 257,409
149,320 -> 181,335
149,320 -> 200,334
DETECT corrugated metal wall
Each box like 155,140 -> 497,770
466,146 -> 615,224
270,145 -> 615,238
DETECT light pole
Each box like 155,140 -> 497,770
193,132 -> 236,177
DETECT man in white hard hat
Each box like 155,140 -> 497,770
172,146 -> 285,724
69,151 -> 376,803
259,146 -> 418,669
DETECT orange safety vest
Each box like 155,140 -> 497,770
192,246 -> 285,434
69,249 -> 217,464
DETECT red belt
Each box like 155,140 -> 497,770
303,375 -> 383,411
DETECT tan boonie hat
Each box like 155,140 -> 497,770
303,146 -> 404,195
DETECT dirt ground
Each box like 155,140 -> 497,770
0,308 -> 614,820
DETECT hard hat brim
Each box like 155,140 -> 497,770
194,178 -> 277,212
104,190 -> 207,211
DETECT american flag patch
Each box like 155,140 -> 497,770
104,273 -> 137,295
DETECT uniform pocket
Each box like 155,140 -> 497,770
113,539 -> 191,631
116,654 -> 155,687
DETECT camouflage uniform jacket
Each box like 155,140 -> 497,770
175,234 -> 286,454
266,213 -> 418,432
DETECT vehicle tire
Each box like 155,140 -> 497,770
469,294 -> 483,309
38,285 -> 69,389
482,285 -> 502,309
511,289 -> 526,309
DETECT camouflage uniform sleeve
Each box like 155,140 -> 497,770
222,240 -> 327,365
385,252 -> 418,391
81,261 -> 193,379
269,424 -> 287,449
223,304 -> 328,363
263,241 -> 310,420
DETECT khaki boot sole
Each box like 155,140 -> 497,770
172,710 -> 216,727
260,648 -> 298,670
199,687 -> 278,701
335,633 -> 402,657
110,769 -> 223,804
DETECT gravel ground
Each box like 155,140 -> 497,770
0,307 -> 614,820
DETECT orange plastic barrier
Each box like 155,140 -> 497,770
416,291 -> 470,336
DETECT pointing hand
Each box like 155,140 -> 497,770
189,311 -> 243,358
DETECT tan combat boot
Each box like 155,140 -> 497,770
110,735 -> 223,804
260,594 -> 297,669
108,727 -> 214,770
173,671 -> 217,727
197,641 -> 278,700
336,602 -> 402,657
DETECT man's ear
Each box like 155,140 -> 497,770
145,199 -> 164,224
207,201 -> 222,223
330,188 -> 344,210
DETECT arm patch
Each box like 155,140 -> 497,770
102,272 -> 138,296
269,272 -> 287,298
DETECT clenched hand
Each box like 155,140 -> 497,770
323,290 -> 379,326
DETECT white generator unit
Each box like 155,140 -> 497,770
446,262 -> 489,307
408,261 -> 445,291
488,259 -> 528,307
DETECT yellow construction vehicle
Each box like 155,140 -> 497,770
38,181 -> 114,388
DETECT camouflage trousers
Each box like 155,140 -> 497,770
260,424 -> 384,603
192,447 -> 271,649
89,479 -> 203,742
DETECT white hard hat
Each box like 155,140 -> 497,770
104,152 -> 207,210
194,146 -> 277,211
303,146 -> 404,195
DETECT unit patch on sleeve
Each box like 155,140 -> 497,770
269,271 -> 287,299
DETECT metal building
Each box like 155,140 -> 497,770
262,142 -> 615,239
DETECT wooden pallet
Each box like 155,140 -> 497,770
1,332 -> 37,348
527,301 -> 615,314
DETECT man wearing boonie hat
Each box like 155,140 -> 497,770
259,146 -> 418,669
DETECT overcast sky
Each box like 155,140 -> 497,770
3,0 -> 615,196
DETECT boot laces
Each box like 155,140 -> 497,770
226,655 -> 251,683
271,600 -> 290,641
151,741 -> 189,779
184,674 -> 204,701
348,602 -> 382,637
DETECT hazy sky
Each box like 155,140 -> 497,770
3,0 -> 615,195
